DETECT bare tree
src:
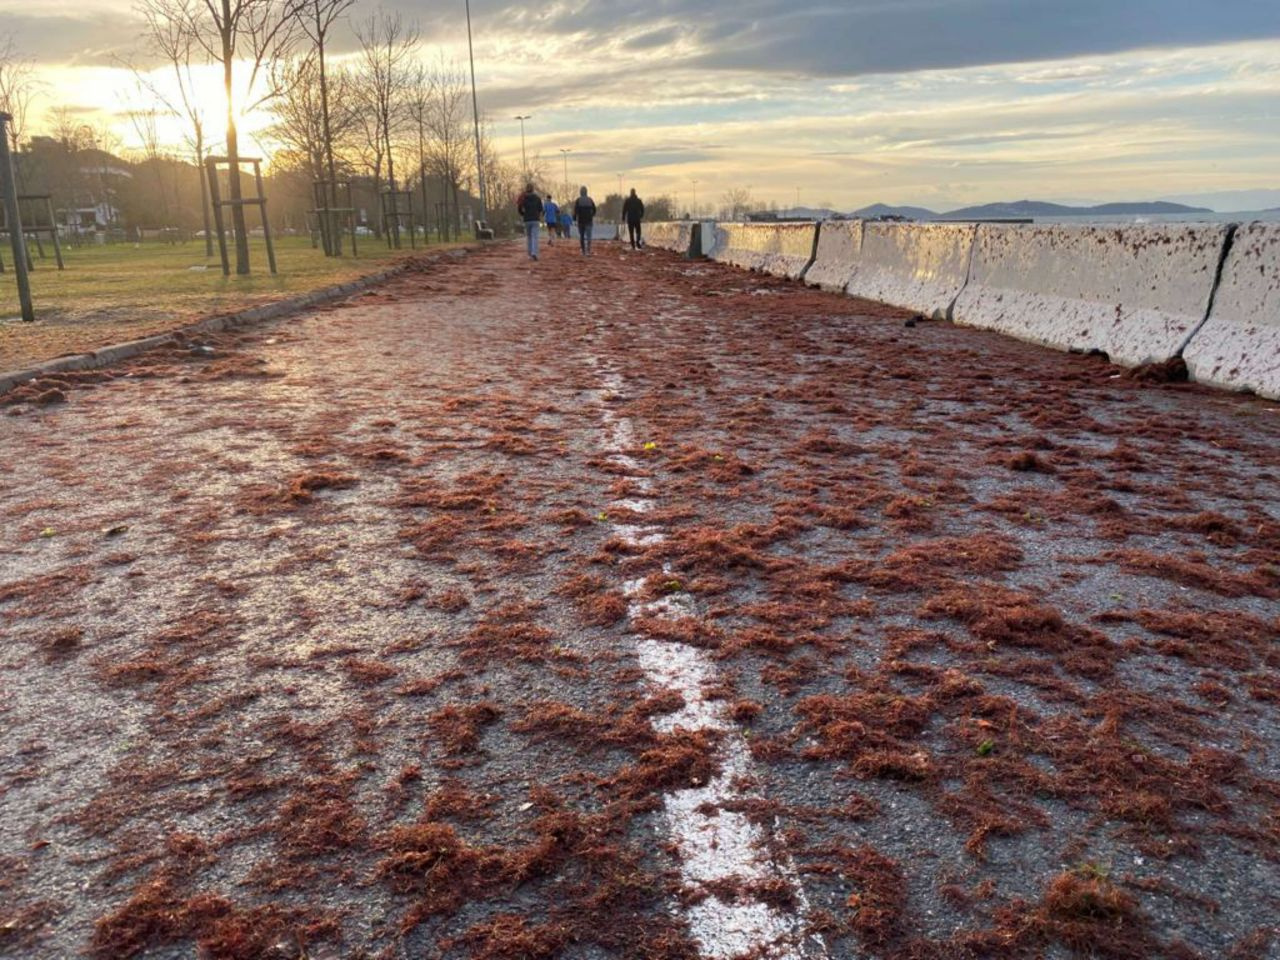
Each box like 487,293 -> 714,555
268,56 -> 328,179
121,80 -> 173,224
354,12 -> 418,246
134,0 -> 219,253
404,62 -> 436,242
47,107 -> 93,151
720,187 -> 753,220
160,0 -> 299,273
475,117 -> 522,235
0,34 -> 39,154
293,0 -> 354,252
422,60 -> 474,241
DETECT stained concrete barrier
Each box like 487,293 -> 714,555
706,222 -> 818,280
953,223 -> 1230,367
697,221 -> 719,259
1184,222 -> 1280,399
646,221 -> 697,256
804,220 -> 863,292
845,223 -> 975,319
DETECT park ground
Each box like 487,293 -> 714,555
0,238 -> 1278,959
0,236 -> 453,372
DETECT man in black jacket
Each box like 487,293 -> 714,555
573,186 -> 597,256
622,188 -> 645,250
517,184 -> 544,260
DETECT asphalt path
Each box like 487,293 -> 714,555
1,238 -> 1278,959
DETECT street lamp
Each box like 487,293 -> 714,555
465,0 -> 486,220
691,179 -> 698,219
514,115 -> 531,178
559,148 -> 572,196
616,172 -> 624,197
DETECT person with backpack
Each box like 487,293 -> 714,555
544,195 -> 560,244
621,188 -> 645,250
517,184 -> 544,260
573,186 -> 597,256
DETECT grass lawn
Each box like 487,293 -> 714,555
0,235 -> 460,371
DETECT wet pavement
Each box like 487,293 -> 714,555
1,239 -> 1278,959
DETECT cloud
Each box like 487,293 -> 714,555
0,10 -> 138,66
625,26 -> 682,51
687,0 -> 1280,76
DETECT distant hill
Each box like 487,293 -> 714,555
850,202 -> 940,220
782,206 -> 841,220
1159,189 -> 1280,213
937,199 -> 1211,219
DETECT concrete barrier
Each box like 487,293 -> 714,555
646,221 -> 697,256
706,222 -> 818,280
953,223 -> 1230,367
697,221 -> 719,258
845,223 -> 975,319
804,220 -> 863,292
1184,222 -> 1280,399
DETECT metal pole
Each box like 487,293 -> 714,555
0,113 -> 34,322
514,115 -> 531,178
560,148 -> 571,195
692,179 -> 698,218
465,0 -> 487,223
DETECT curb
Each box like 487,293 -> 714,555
0,248 -> 472,398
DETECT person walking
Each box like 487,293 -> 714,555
622,188 -> 645,250
517,184 -> 544,260
559,208 -> 573,242
544,195 -> 560,245
573,185 -> 597,256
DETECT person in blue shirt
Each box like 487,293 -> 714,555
559,209 -> 572,240
544,195 -> 560,245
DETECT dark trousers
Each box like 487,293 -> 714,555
627,221 -> 643,248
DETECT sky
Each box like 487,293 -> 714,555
4,0 -> 1280,212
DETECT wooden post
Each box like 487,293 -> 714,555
252,161 -> 277,275
347,182 -> 358,257
0,113 -> 34,322
46,197 -> 64,270
29,205 -> 45,260
205,157 -> 230,276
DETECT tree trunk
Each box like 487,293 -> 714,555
417,121 -> 429,246
317,15 -> 339,256
196,128 -> 213,258
222,0 -> 250,274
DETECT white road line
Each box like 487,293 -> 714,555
592,362 -> 828,960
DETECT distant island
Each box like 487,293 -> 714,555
842,199 -> 1213,220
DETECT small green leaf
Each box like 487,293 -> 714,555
977,739 -> 995,757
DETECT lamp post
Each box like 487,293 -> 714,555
616,172 -> 623,197
559,148 -> 571,197
514,115 -> 531,178
691,179 -> 698,219
464,0 -> 486,220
